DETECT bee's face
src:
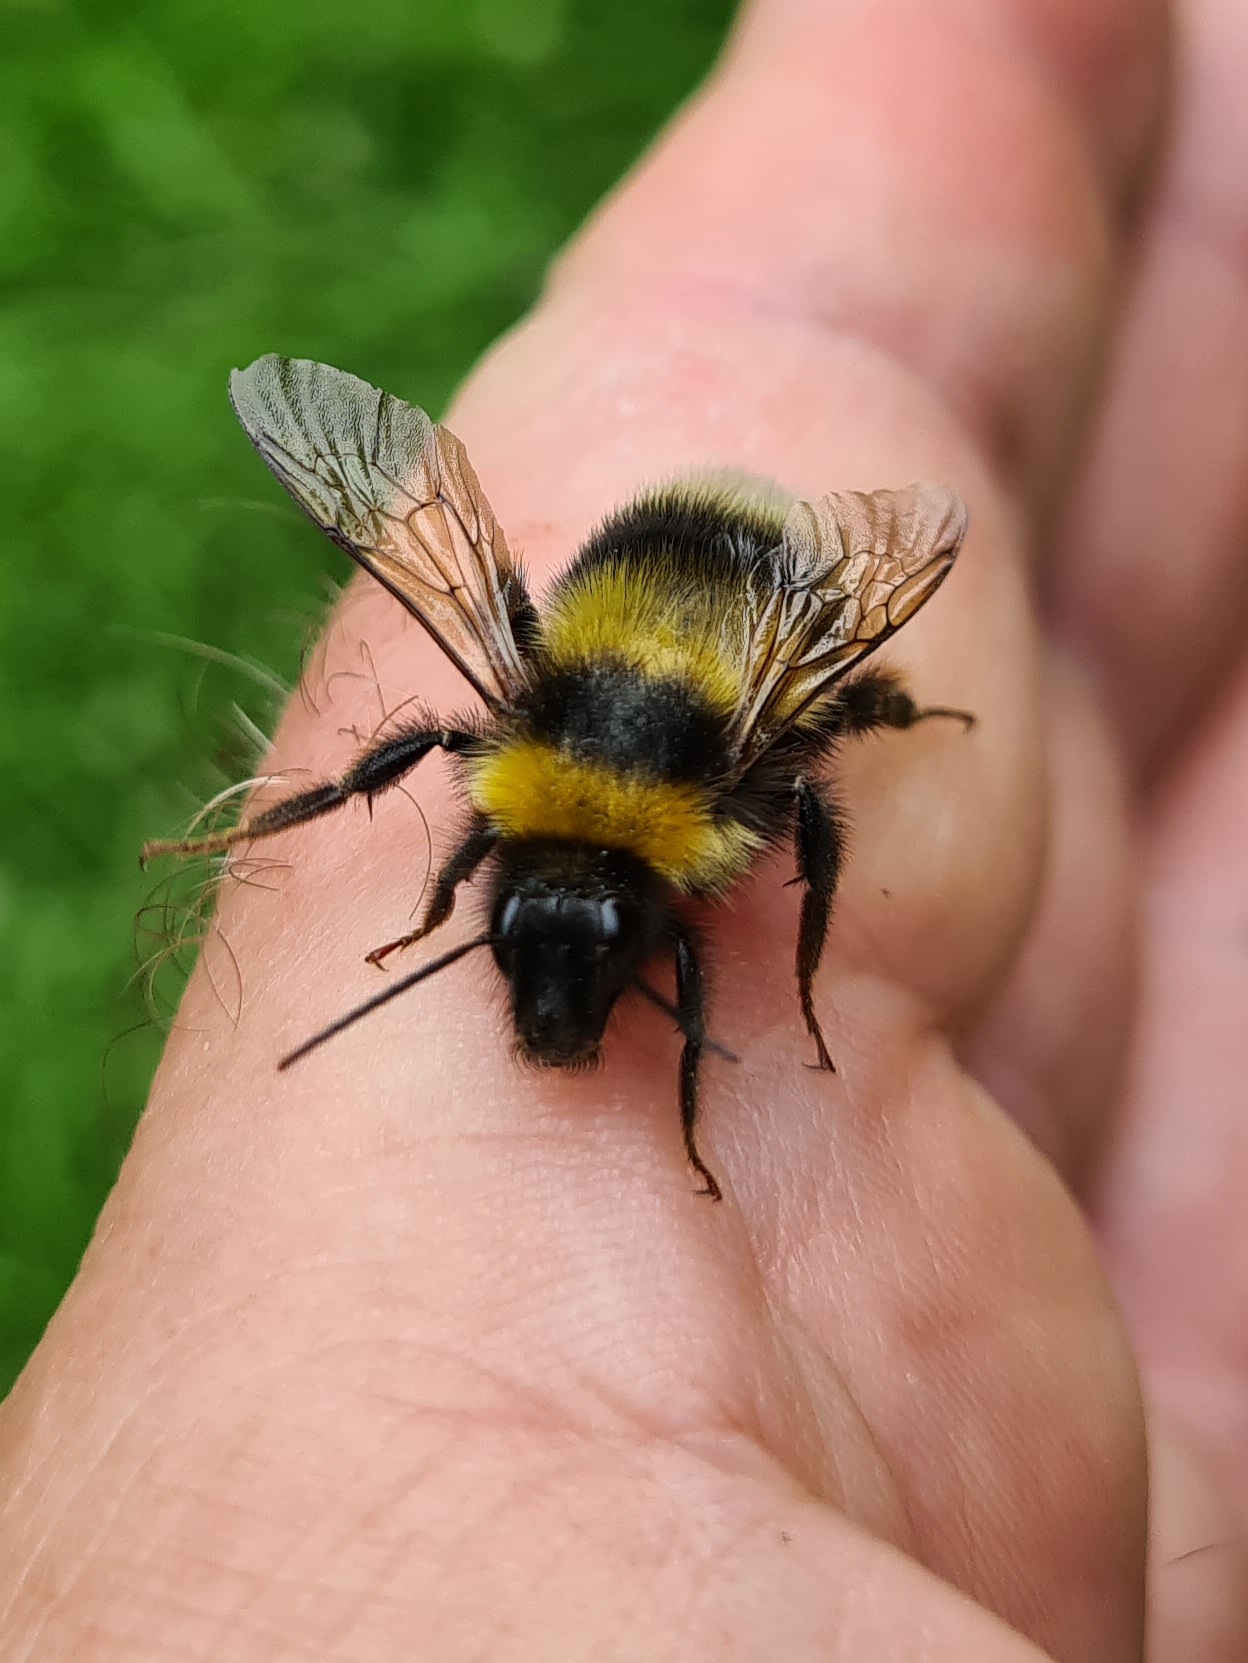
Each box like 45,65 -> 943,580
491,872 -> 652,1067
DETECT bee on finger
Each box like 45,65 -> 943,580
144,356 -> 972,1200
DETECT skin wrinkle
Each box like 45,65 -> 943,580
285,1444 -> 479,1632
612,1502 -> 768,1655
213,1447 -> 412,1649
539,1456 -> 752,1663
501,1452 -> 851,1663
114,1531 -> 281,1663
3,1318 -> 552,1616
756,1299 -> 916,1551
323,1440 -> 658,1660
12,1391 -> 296,1654
110,1420 -> 508,1656
91,1241 -> 786,1486
560,1262 -> 823,1466
313,1463 -> 514,1661
481,1452 -> 693,1663
2,1362 -> 191,1637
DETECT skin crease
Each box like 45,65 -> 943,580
2,0 -> 1248,1657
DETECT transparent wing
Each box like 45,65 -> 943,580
728,483 -> 968,773
230,355 -> 529,710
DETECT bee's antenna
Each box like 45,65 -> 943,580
278,934 -> 494,1069
631,978 -> 739,1064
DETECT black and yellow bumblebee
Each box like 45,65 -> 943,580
144,356 -> 971,1199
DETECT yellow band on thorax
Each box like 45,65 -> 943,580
540,565 -> 745,714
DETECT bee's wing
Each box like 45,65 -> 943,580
728,484 -> 968,773
230,355 -> 530,710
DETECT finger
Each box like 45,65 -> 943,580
1053,0 -> 1248,773
540,0 -> 1164,512
1148,1411 -> 1248,1663
1093,649 -> 1248,1509
1092,646 -> 1248,1659
960,652 -> 1136,1185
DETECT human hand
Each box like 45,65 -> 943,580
3,0 -> 1246,1658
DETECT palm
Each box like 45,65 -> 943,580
3,1 -> 1247,1659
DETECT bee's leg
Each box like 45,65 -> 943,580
672,922 -> 722,1201
366,818 -> 497,968
141,724 -> 478,864
793,775 -> 844,1073
840,669 -> 975,735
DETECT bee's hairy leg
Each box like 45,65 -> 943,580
793,775 -> 844,1074
671,921 -> 722,1202
366,819 -> 497,968
140,724 -> 479,865
840,669 -> 976,735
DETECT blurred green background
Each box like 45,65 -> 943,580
0,0 -> 737,1394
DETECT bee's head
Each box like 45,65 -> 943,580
490,847 -> 663,1067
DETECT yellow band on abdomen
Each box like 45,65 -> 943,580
466,740 -> 758,892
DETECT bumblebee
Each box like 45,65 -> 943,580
144,356 -> 971,1199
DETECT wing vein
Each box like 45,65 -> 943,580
229,356 -> 530,710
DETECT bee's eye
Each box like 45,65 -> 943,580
599,898 -> 621,943
496,893 -> 522,939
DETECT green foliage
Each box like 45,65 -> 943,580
0,0 -> 735,1394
